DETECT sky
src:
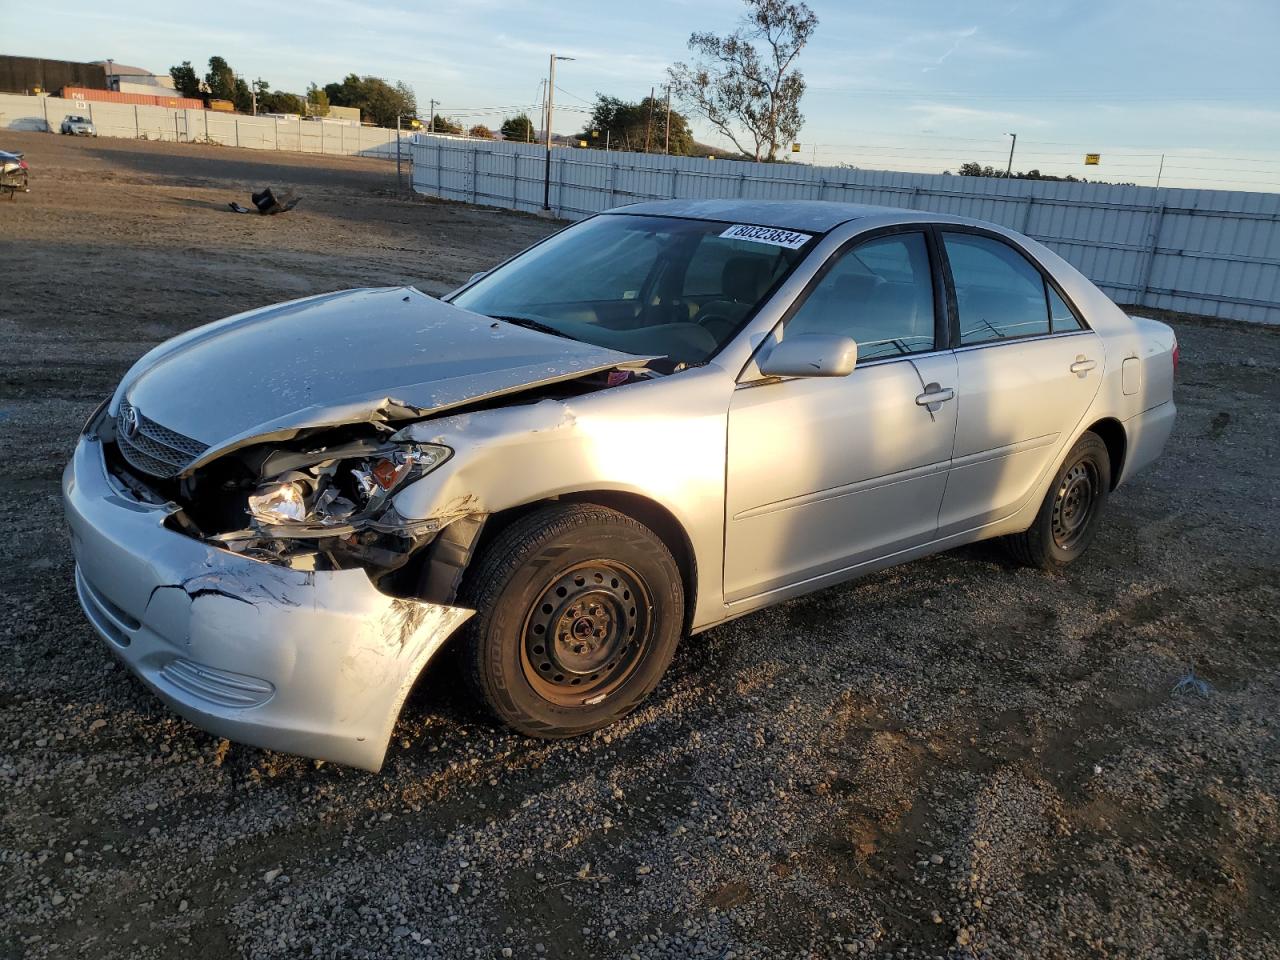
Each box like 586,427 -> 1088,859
8,0 -> 1280,191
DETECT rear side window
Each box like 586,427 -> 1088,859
1047,284 -> 1084,332
783,232 -> 936,361
944,233 -> 1050,345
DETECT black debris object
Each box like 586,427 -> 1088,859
229,187 -> 301,215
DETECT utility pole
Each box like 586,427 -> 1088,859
1004,132 -> 1017,178
663,85 -> 672,154
1155,153 -> 1165,190
254,78 -> 265,116
396,114 -> 403,194
643,86 -> 655,153
544,54 -> 573,211
428,99 -> 438,133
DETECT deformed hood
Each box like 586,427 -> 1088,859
118,286 -> 646,470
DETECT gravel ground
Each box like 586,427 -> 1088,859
1,131 -> 1278,960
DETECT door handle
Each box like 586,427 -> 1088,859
1070,356 -> 1097,376
915,385 -> 955,406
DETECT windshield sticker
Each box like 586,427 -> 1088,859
720,224 -> 812,249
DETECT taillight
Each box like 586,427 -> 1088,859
18,160 -> 28,169
1171,340 -> 1180,377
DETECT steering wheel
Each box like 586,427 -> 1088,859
691,302 -> 743,342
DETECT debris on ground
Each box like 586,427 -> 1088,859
229,187 -> 301,215
1171,666 -> 1215,698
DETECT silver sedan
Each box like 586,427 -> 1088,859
59,115 -> 97,136
63,200 -> 1177,769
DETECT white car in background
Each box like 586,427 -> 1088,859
64,200 -> 1177,770
60,115 -> 97,136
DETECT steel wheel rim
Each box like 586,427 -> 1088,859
520,560 -> 652,706
1052,459 -> 1100,550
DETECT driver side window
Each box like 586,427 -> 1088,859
783,233 -> 936,361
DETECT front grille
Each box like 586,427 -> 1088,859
115,398 -> 209,479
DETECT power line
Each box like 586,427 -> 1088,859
805,85 -> 1280,104
553,84 -> 594,106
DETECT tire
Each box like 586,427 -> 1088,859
1005,431 -> 1112,569
458,503 -> 684,737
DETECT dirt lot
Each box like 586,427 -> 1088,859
2,131 -> 1278,960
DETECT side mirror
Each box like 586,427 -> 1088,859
758,334 -> 858,378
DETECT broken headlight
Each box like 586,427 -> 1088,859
246,443 -> 451,532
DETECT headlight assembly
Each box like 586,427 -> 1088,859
244,443 -> 451,534
247,479 -> 309,524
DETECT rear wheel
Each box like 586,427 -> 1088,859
1005,431 -> 1111,569
459,503 -> 683,737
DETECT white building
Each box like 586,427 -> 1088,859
97,61 -> 176,93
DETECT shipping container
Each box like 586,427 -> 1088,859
59,86 -> 203,110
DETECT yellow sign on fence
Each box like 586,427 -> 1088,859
792,143 -> 801,153
1084,153 -> 1101,165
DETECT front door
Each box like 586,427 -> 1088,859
724,230 -> 958,603
935,231 -> 1103,534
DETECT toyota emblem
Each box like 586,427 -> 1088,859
120,405 -> 139,439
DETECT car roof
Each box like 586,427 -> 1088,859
604,198 -> 925,233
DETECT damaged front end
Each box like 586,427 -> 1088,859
67,408 -> 487,771
187,432 -> 457,580
66,284 -> 668,769
92,405 -> 481,604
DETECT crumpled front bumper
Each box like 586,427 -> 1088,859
61,435 -> 473,771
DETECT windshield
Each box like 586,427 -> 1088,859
450,214 -> 815,365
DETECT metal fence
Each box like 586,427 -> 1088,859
411,136 -> 1280,325
0,91 -> 413,159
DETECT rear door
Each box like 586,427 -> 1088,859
936,230 -> 1102,535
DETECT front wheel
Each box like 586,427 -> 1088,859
1005,431 -> 1112,569
459,504 -> 684,737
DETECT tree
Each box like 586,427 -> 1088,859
668,0 -> 817,161
260,89 -> 306,115
955,161 -> 1085,183
468,124 -> 495,139
500,113 -> 535,142
305,83 -> 329,117
169,61 -> 201,99
430,114 -> 463,135
203,56 -> 253,112
579,94 -> 696,155
204,56 -> 234,100
324,74 -> 417,127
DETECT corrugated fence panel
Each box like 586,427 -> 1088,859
409,134 -> 1280,324
0,91 -> 415,161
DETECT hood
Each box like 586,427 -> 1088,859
119,287 -> 647,471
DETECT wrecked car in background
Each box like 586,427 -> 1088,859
0,150 -> 30,199
64,199 -> 1178,770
